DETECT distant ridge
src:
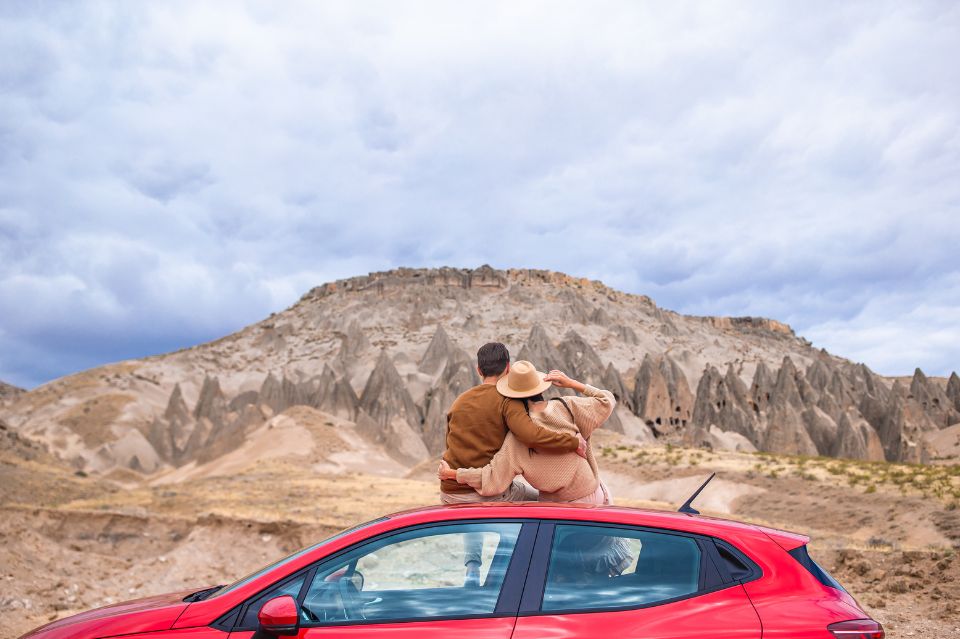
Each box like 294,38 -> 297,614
1,265 -> 957,475
0,380 -> 24,403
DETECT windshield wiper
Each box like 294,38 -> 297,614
183,585 -> 225,602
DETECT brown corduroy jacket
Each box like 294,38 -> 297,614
440,383 -> 580,493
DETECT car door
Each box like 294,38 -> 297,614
227,520 -> 537,639
511,522 -> 762,639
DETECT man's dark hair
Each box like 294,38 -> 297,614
477,342 -> 510,378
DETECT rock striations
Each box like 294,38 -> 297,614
2,265 -> 957,473
0,380 -> 24,403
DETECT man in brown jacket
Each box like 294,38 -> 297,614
440,342 -> 584,584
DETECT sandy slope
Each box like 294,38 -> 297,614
2,420 -> 958,639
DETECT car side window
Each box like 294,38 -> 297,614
541,524 -> 701,612
298,522 -> 522,624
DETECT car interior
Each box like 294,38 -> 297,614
297,524 -> 520,623
542,526 -> 701,611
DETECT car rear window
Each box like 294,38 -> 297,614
788,545 -> 845,591
713,540 -> 757,582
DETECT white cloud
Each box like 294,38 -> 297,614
0,0 -> 958,386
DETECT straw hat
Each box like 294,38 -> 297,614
496,360 -> 553,398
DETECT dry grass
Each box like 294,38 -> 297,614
61,460 -> 436,529
57,393 -> 136,447
597,440 -> 960,506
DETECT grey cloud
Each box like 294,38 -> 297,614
0,1 -> 958,387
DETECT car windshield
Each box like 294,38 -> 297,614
210,517 -> 388,598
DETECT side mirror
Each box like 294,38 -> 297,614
257,595 -> 300,636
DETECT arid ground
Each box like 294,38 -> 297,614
2,424 -> 957,639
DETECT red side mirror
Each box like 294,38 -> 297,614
257,595 -> 300,636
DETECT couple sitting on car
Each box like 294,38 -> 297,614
437,341 -> 617,505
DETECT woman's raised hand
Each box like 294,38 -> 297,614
544,370 -> 573,387
544,370 -> 585,392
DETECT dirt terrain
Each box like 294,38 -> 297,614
2,422 -> 957,639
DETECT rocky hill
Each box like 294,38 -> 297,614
2,266 -> 958,476
0,380 -> 24,405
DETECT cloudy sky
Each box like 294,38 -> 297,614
1,1 -> 958,388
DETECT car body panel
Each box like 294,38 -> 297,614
16,504 -> 872,639
227,616 -> 517,639
513,584 -> 761,639
742,538 -> 867,639
99,629 -> 227,639
16,590 -> 191,639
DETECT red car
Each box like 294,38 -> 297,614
18,502 -> 883,639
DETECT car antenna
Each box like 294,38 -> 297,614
678,473 -> 716,515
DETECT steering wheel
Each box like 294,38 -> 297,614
338,576 -> 364,620
301,582 -> 346,622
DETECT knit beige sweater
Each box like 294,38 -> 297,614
455,385 -> 616,502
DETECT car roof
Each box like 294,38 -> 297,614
384,502 -> 809,550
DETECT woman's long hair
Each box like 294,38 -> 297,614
521,393 -> 545,414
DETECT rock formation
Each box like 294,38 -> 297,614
337,320 -> 371,365
0,380 -> 24,404
557,289 -> 595,324
833,409 -> 885,461
805,358 -> 833,394
948,372 -> 960,414
869,384 -> 937,463
357,351 -> 424,463
323,376 -> 360,420
601,362 -> 631,413
801,406 -> 839,456
305,364 -> 359,420
660,356 -> 695,425
633,354 -> 674,435
5,265 -> 959,473
590,306 -> 612,327
517,324 -> 565,372
147,384 -> 192,463
419,325 -> 457,375
194,376 -> 228,424
946,373 -> 960,412
258,374 -> 300,414
355,410 -> 428,466
557,329 -> 605,382
762,399 -> 818,456
611,324 -> 640,345
749,361 -> 774,414
909,368 -> 960,428
421,351 -> 480,453
692,365 -> 758,445
771,357 -> 805,411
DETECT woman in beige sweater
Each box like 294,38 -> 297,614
438,361 -> 616,505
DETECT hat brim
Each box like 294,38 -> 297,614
496,374 -> 553,399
